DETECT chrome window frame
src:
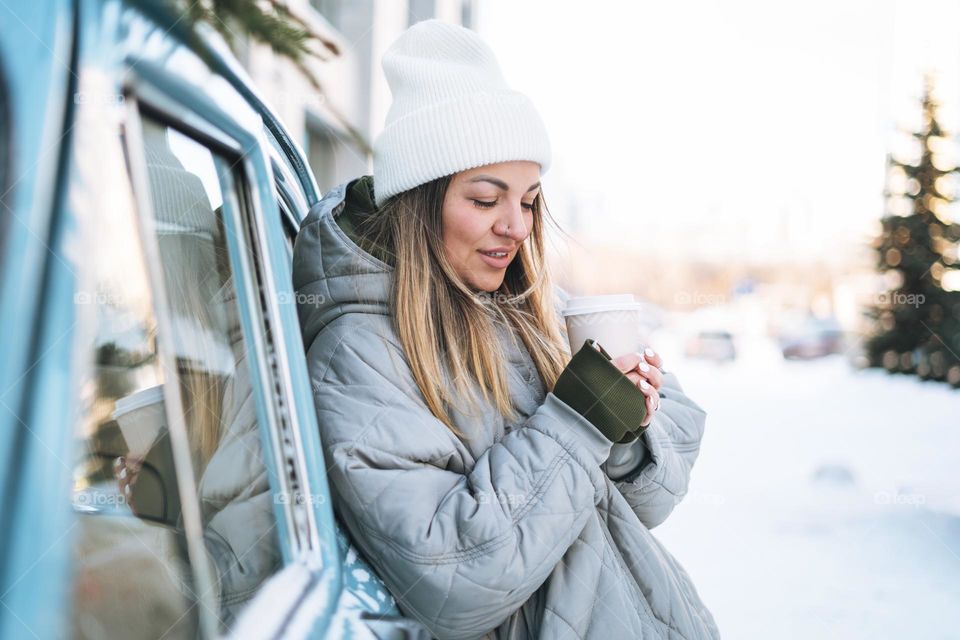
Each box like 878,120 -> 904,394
121,101 -> 222,638
119,59 -> 333,612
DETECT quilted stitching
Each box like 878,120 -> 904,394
293,180 -> 721,640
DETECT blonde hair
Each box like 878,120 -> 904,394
157,232 -> 228,471
360,175 -> 570,438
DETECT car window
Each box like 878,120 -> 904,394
269,152 -> 307,257
69,117 -> 283,637
142,118 -> 286,628
267,136 -> 310,215
277,194 -> 296,258
69,127 -> 205,638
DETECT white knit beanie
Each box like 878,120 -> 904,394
372,19 -> 552,207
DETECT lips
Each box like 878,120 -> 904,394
479,246 -> 514,256
477,249 -> 513,268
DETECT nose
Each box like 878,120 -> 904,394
494,201 -> 530,242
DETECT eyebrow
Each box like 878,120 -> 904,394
468,175 -> 541,193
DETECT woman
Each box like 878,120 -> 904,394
293,19 -> 720,640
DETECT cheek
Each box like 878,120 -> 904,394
523,211 -> 535,236
442,203 -> 486,252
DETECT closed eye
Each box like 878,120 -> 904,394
472,199 -> 535,211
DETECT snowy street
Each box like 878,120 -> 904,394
654,337 -> 960,639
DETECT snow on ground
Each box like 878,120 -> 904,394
649,333 -> 960,639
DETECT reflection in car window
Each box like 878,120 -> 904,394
68,117 -> 283,638
69,137 -> 201,638
140,118 -> 283,630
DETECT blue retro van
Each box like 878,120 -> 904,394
0,1 -> 426,638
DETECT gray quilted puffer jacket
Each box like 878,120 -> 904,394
292,178 -> 721,640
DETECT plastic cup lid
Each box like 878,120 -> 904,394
112,384 -> 165,418
562,294 -> 644,317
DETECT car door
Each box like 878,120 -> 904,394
0,1 -> 81,637
0,1 -> 342,636
1,1 -> 427,637
63,59 -> 318,640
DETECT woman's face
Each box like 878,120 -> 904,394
441,160 -> 541,292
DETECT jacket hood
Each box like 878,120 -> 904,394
293,175 -> 393,350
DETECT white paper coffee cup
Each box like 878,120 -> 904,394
562,294 -> 646,358
112,384 -> 167,458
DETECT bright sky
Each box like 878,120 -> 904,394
476,0 -> 960,263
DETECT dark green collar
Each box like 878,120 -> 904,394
335,175 -> 395,267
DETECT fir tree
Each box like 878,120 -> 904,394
866,76 -> 960,386
173,0 -> 340,89
169,0 -> 372,161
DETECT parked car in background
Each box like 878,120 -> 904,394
778,317 -> 845,360
684,330 -> 737,363
0,1 -> 426,638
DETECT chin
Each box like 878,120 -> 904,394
471,278 -> 505,293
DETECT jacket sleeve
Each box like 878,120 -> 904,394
309,325 -> 615,640
197,344 -> 282,625
602,369 -> 707,529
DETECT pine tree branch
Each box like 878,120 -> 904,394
171,0 -> 339,91
167,0 -> 373,153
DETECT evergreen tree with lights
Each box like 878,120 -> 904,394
866,76 -> 960,386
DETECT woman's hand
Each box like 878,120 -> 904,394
611,347 -> 663,427
113,455 -> 144,512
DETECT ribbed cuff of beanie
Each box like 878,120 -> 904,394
373,91 -> 551,207
552,340 -> 649,444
